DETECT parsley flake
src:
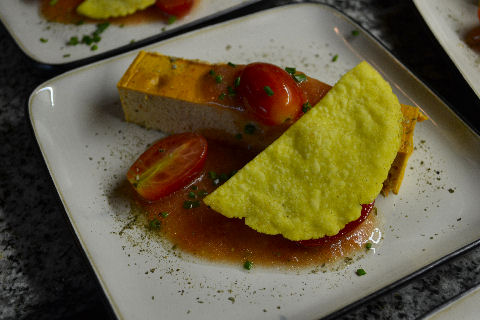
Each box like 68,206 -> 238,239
264,86 -> 274,96
356,268 -> 367,276
243,260 -> 254,270
302,102 -> 312,113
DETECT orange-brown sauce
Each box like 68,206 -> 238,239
40,0 -> 194,25
466,25 -> 480,52
130,140 -> 379,269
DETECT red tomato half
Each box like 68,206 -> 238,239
127,133 -> 207,201
155,0 -> 194,18
298,201 -> 375,247
478,1 -> 480,22
237,62 -> 304,126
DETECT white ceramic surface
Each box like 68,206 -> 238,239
413,0 -> 480,99
29,3 -> 480,320
0,0 -> 258,65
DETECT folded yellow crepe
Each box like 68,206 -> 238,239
77,0 -> 156,19
204,61 -> 403,241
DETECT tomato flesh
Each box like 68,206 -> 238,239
298,201 -> 375,247
127,133 -> 207,201
478,1 -> 480,22
237,62 -> 304,126
155,0 -> 194,18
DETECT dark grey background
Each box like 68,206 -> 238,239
1,0 -> 479,319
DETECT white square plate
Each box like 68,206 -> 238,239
0,0 -> 259,66
29,3 -> 480,319
413,0 -> 480,99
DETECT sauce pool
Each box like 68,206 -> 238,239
129,139 -> 381,270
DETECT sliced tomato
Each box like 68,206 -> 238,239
155,0 -> 194,18
298,201 -> 375,247
127,133 -> 207,201
237,62 -> 304,126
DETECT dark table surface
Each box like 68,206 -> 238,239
1,0 -> 480,319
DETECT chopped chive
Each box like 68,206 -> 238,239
219,173 -> 228,181
188,191 -> 196,199
264,86 -> 274,96
244,124 -> 256,135
67,36 -> 79,46
234,76 -> 241,87
91,44 -> 98,51
148,219 -> 161,229
208,171 -> 217,179
356,268 -> 366,276
49,0 -> 58,5
63,54 -> 71,58
285,67 -> 296,74
167,15 -> 177,25
352,29 -> 360,36
227,86 -> 236,96
96,22 -> 110,34
191,185 -> 198,190
209,69 -> 215,76
243,260 -> 253,270
332,54 -> 339,62
365,243 -> 372,250
293,73 -> 307,83
302,102 -> 312,113
39,38 -> 48,43
160,212 -> 169,218
197,190 -> 209,197
183,200 -> 200,209
218,92 -> 226,100
228,62 -> 236,67
215,75 -> 223,83
82,35 -> 93,45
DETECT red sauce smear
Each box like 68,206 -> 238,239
40,0 -> 197,25
466,25 -> 480,52
130,140 -> 379,269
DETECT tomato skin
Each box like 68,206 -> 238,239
155,0 -> 194,18
237,62 -> 304,126
127,133 -> 207,201
298,201 -> 375,247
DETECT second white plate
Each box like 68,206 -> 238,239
413,0 -> 480,99
0,0 -> 259,66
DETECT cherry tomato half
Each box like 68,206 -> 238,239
155,0 -> 194,18
127,133 -> 207,201
298,201 -> 375,247
237,62 -> 304,126
478,1 -> 480,22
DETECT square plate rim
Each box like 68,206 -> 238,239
27,2 -> 480,319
